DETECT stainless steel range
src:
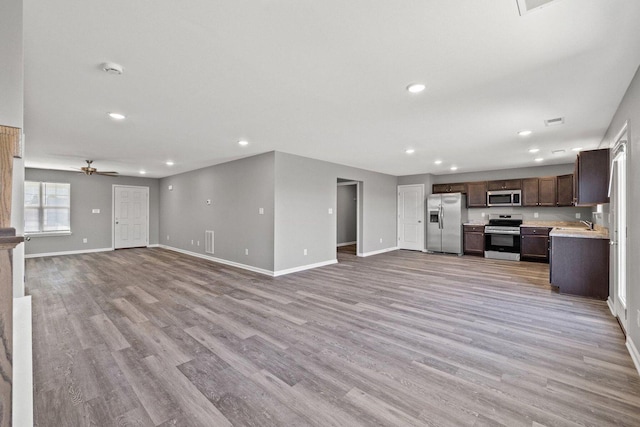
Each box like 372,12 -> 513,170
484,214 -> 523,261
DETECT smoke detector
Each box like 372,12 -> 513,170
101,62 -> 123,75
516,0 -> 561,16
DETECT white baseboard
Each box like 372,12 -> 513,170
606,297 -> 615,316
147,244 -> 160,248
337,241 -> 357,247
358,246 -> 399,257
13,295 -> 33,427
626,337 -> 640,377
24,247 -> 113,259
159,245 -> 274,276
273,259 -> 338,277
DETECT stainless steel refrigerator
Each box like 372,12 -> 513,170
427,193 -> 467,255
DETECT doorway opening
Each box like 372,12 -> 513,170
609,124 -> 628,333
337,179 -> 361,257
113,185 -> 150,249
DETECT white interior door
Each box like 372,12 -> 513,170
397,184 -> 424,251
611,138 -> 628,332
114,185 -> 149,249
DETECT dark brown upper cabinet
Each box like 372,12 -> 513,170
487,179 -> 522,191
522,177 -> 556,207
466,181 -> 487,207
556,174 -> 574,206
574,148 -> 609,206
432,183 -> 467,194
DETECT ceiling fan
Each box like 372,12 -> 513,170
78,160 -> 118,176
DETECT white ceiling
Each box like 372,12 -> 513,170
23,0 -> 640,178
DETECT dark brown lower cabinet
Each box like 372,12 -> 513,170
550,236 -> 609,299
520,227 -> 551,262
463,225 -> 485,256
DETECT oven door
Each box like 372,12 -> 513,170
485,232 -> 520,253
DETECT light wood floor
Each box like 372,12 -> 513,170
27,248 -> 640,426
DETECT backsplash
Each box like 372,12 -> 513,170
466,206 -> 593,224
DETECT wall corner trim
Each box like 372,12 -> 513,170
24,247 -> 113,258
358,247 -> 399,257
273,259 -> 338,277
626,337 -> 640,376
606,297 -> 615,316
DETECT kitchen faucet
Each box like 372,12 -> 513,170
580,220 -> 594,230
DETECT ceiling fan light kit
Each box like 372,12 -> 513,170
79,160 -> 119,176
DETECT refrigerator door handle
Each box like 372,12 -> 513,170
439,205 -> 444,229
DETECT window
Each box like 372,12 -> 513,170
24,181 -> 71,234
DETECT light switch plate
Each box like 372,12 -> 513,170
328,208 -> 333,214
206,199 -> 212,205
92,209 -> 100,214
259,207 -> 264,215
534,212 -> 539,218
575,213 -> 581,219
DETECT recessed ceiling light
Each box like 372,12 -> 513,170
108,112 -> 126,120
572,147 -> 583,151
405,149 -> 415,154
450,166 -> 458,171
406,83 -> 426,94
238,140 -> 249,146
528,148 -> 540,153
534,158 -> 544,162
518,130 -> 533,137
139,170 -> 146,175
165,161 -> 174,166
434,160 -> 442,165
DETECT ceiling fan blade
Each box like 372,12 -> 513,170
96,171 -> 119,176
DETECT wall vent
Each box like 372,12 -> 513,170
516,0 -> 560,16
205,230 -> 214,254
544,117 -> 565,127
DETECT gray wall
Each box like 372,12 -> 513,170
337,184 -> 357,244
398,163 -> 592,225
599,65 -> 640,352
274,152 -> 397,271
1,0 -> 25,295
159,152 -> 275,271
24,169 -> 160,255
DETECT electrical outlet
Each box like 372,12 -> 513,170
379,238 -> 383,243
259,207 -> 264,215
534,212 -> 539,218
82,238 -> 87,243
245,248 -> 249,255
575,213 -> 581,219
481,212 -> 485,218
92,209 -> 100,214
328,208 -> 333,214
168,185 -> 173,191
167,235 -> 170,241
303,249 -> 307,256
191,240 -> 194,245
637,310 -> 640,328
206,199 -> 211,205
197,241 -> 200,246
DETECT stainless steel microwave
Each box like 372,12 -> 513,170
487,189 -> 521,207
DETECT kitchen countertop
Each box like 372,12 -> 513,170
549,227 -> 609,239
463,221 -> 609,239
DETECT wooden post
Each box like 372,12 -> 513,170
0,125 -> 24,427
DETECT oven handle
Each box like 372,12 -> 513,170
485,230 -> 521,235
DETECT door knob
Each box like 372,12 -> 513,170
115,221 -> 119,224
418,220 -> 422,223
610,241 -> 617,246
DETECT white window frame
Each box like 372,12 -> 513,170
24,181 -> 72,237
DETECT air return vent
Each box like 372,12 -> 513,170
544,117 -> 565,127
516,0 -> 560,16
205,230 -> 214,254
